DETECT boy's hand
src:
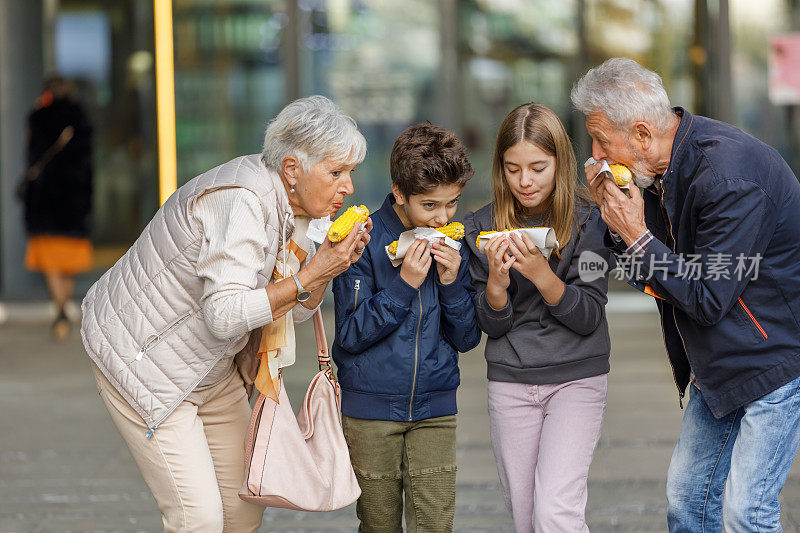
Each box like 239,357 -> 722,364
431,238 -> 461,285
400,239 -> 432,289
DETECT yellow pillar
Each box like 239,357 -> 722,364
154,0 -> 177,205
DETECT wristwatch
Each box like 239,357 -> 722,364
292,274 -> 311,302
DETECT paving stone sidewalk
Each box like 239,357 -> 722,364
2,297 -> 800,532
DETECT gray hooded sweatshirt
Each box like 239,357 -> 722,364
463,202 -> 611,385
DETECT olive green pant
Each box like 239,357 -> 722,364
342,415 -> 457,533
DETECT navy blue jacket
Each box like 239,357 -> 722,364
332,194 -> 481,422
609,108 -> 800,417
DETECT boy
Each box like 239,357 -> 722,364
332,123 -> 481,532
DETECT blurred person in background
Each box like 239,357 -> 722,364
80,96 -> 371,532
19,75 -> 93,340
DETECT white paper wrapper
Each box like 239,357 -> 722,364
307,214 -> 367,244
385,227 -> 461,267
306,215 -> 333,244
476,227 -> 559,258
584,157 -> 631,190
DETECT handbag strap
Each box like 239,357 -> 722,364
26,126 -> 74,181
312,308 -> 331,371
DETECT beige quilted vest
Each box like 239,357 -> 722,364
80,155 -> 293,434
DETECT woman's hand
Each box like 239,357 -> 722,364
305,217 -> 372,288
431,239 -> 461,285
400,239 -> 432,289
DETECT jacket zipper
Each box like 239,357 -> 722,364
135,312 -> 192,361
655,181 -> 687,408
671,307 -> 690,408
408,292 -> 422,422
738,297 -> 768,340
353,279 -> 360,311
145,339 -> 233,438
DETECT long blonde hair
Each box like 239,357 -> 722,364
491,103 -> 590,253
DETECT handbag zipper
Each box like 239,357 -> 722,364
408,292 -> 422,421
145,339 -> 233,438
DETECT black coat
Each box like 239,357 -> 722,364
22,98 -> 93,238
607,108 -> 800,417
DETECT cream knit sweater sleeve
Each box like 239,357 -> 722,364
193,187 -> 275,340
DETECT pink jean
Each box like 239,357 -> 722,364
488,375 -> 607,533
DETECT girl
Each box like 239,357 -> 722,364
463,103 -> 611,532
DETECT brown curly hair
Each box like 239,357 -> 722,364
390,122 -> 474,198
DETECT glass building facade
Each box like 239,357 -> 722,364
0,0 -> 795,298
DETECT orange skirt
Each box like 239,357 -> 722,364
25,236 -> 93,275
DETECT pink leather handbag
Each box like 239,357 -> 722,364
239,309 -> 361,511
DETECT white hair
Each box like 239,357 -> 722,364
570,57 -> 673,132
261,95 -> 367,172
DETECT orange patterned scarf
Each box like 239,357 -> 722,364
254,218 -> 311,402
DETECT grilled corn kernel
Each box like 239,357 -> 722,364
328,205 -> 369,242
609,164 -> 632,186
436,222 -> 465,241
476,229 -> 512,247
387,223 -> 464,255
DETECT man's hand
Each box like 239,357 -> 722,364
400,239 -> 432,289
598,180 -> 648,246
586,162 -> 606,208
431,239 -> 461,285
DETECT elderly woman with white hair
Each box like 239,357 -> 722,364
80,95 -> 371,532
572,58 -> 800,532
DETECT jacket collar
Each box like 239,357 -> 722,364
263,160 -> 295,242
664,107 -> 694,178
376,193 -> 409,237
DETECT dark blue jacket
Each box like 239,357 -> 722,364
609,108 -> 800,417
332,194 -> 481,422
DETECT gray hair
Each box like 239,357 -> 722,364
261,95 -> 367,172
570,57 -> 673,132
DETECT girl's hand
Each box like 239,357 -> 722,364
507,232 -> 551,285
400,239 -> 432,289
485,235 -> 515,290
431,239 -> 461,285
307,218 -> 372,284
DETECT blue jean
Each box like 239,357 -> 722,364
666,376 -> 800,532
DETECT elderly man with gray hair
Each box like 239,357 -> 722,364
572,57 -> 800,532
81,95 -> 371,531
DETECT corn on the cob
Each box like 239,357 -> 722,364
608,164 -> 632,186
437,222 -> 465,241
327,205 -> 369,242
386,222 -> 465,255
476,229 -> 512,247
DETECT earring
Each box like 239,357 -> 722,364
290,186 -> 295,194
